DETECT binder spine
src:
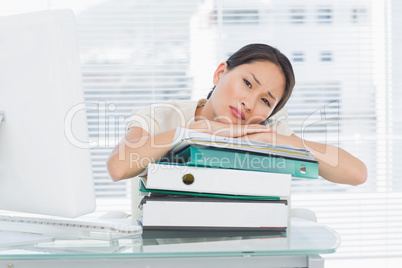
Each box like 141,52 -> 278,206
166,146 -> 318,179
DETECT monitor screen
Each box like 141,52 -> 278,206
0,10 -> 96,217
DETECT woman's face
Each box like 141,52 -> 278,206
209,61 -> 286,125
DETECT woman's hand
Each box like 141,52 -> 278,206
188,120 -> 275,138
240,131 -> 275,144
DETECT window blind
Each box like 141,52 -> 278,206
75,0 -> 203,201
2,0 -> 400,262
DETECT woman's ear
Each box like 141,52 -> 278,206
213,62 -> 227,86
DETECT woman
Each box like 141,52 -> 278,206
107,43 -> 367,186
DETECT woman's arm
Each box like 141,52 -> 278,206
107,120 -> 274,181
106,126 -> 177,181
245,132 -> 367,186
288,133 -> 367,185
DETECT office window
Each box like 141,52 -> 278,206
287,83 -> 341,135
317,8 -> 333,24
351,8 -> 368,23
75,1 -> 197,200
292,51 -> 305,62
222,9 -> 259,25
320,51 -> 333,62
289,8 -> 306,24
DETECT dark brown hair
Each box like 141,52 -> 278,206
207,43 -> 295,121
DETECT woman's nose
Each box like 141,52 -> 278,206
241,98 -> 255,112
241,101 -> 248,111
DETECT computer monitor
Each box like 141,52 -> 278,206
0,10 -> 96,217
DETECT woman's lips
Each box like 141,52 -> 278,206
230,106 -> 245,120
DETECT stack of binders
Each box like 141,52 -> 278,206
138,127 -> 318,232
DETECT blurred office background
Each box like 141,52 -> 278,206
1,0 -> 401,266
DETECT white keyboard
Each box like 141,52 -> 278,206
0,215 -> 142,240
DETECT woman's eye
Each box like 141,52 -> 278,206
262,98 -> 271,108
243,79 -> 252,89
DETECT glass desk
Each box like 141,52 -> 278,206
0,218 -> 340,268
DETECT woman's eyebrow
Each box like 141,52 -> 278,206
268,91 -> 277,101
250,72 -> 277,101
250,72 -> 261,86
